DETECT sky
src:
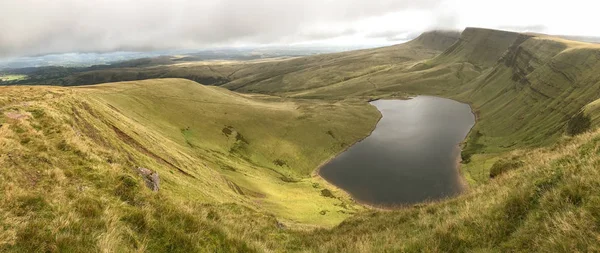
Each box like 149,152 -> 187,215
1,0 -> 599,58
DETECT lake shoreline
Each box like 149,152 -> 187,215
311,101 -> 384,208
314,96 -> 477,210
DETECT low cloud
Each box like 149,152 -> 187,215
366,30 -> 422,42
1,0 -> 598,58
0,0 -> 441,57
299,29 -> 358,40
498,25 -> 548,33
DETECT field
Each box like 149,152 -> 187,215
1,28 -> 600,252
0,74 -> 28,82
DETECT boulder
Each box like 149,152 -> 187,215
136,167 -> 160,192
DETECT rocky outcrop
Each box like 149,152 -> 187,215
500,36 -> 567,85
136,167 -> 160,192
436,27 -> 525,68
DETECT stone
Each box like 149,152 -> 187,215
136,167 -> 160,192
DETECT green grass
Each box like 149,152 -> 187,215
80,78 -> 381,225
584,97 -> 600,128
0,74 -> 28,82
0,81 -> 380,251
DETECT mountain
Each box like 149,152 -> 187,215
1,28 -> 600,252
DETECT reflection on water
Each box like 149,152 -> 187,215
319,96 -> 475,206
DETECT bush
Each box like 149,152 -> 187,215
114,174 -> 140,204
490,158 -> 524,178
566,111 -> 591,136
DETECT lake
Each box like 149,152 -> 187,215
319,96 -> 475,207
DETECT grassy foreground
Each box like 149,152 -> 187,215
0,79 -> 381,252
2,80 -> 600,252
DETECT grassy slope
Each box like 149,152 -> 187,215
0,84 -> 257,252
4,81 -> 599,252
221,31 -> 460,95
286,129 -> 600,252
80,79 -> 380,226
0,79 -> 382,251
584,97 -> 600,126
232,29 -> 600,252
204,28 -> 600,187
18,31 -> 460,94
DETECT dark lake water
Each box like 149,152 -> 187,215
319,96 -> 475,207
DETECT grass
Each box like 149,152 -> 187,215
583,97 -> 600,128
300,130 -> 600,252
0,85 -> 254,251
0,81 -> 377,251
0,74 -> 28,82
80,78 -> 381,225
0,78 -> 380,241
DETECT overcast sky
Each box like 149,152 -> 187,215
1,0 -> 599,58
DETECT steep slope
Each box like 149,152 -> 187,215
449,36 -> 600,182
0,84 -> 257,252
583,97 -> 600,127
208,28 -> 600,187
286,127 -> 600,252
80,79 -> 382,226
283,28 -> 600,185
430,27 -> 526,68
3,81 -> 600,252
0,79 -> 382,251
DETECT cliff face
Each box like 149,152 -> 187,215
434,27 -> 525,68
449,29 -> 600,149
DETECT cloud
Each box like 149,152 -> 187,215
299,29 -> 358,40
1,0 -> 599,58
366,30 -> 421,42
497,25 -> 548,34
0,0 -> 443,57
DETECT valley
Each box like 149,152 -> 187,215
1,27 -> 600,252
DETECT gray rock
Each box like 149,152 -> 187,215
136,167 -> 160,192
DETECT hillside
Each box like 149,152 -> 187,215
2,79 -> 600,252
2,27 -> 600,252
0,79 -> 383,251
202,28 -> 600,185
3,31 -> 461,90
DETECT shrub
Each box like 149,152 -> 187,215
490,158 -> 524,178
320,189 -> 336,198
566,111 -> 591,136
114,174 -> 140,204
